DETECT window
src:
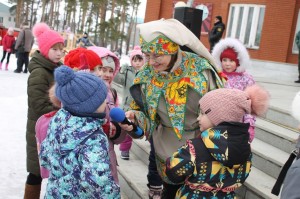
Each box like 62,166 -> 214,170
226,4 -> 265,49
8,17 -> 11,21
0,17 -> 3,23
293,10 -> 300,54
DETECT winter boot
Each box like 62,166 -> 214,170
0,62 -> 2,70
148,185 -> 163,199
5,63 -> 8,71
23,184 -> 41,199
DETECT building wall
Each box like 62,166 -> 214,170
0,3 -> 16,29
144,0 -> 299,64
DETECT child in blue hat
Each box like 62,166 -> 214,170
39,66 -> 120,198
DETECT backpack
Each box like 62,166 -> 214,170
35,111 -> 57,178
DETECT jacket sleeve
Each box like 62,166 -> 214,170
165,140 -> 195,183
281,160 -> 300,199
79,134 -> 120,198
15,31 -> 24,50
28,68 -> 55,116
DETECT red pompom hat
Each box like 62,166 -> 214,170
220,47 -> 240,66
64,48 -> 102,71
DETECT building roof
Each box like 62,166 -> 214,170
0,1 -> 16,8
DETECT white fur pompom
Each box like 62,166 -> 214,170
292,91 -> 300,121
32,22 -> 50,37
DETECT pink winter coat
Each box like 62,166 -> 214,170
2,34 -> 15,52
88,46 -> 126,184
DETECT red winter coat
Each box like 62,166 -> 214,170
2,34 -> 15,51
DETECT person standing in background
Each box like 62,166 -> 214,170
212,37 -> 256,142
119,46 -> 145,160
208,16 -> 225,52
14,22 -> 34,73
0,27 -> 15,70
295,30 -> 300,83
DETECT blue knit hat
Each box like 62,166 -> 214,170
54,65 -> 107,114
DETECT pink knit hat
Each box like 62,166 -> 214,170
32,23 -> 64,58
199,85 -> 270,126
130,46 -> 143,65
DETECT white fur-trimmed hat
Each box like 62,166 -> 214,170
212,38 -> 251,73
292,91 -> 300,121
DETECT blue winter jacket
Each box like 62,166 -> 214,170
40,108 -> 120,199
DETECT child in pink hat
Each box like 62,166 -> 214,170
119,46 -> 145,160
165,85 -> 270,199
212,37 -> 256,142
24,22 -> 64,199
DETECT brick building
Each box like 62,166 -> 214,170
144,0 -> 299,64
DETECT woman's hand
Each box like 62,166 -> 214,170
118,110 -> 135,131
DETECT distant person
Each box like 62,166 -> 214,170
208,16 -> 225,52
0,27 -> 15,70
119,46 -> 145,160
165,85 -> 270,198
14,22 -> 34,73
23,22 -> 64,199
40,66 -> 120,198
295,30 -> 300,83
212,37 -> 256,142
76,32 -> 92,47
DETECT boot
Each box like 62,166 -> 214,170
23,184 -> 41,199
0,62 -> 2,70
5,63 -> 8,71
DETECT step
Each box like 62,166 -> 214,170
263,105 -> 299,131
118,140 -> 279,199
117,149 -> 148,199
251,138 -> 289,179
255,118 -> 299,153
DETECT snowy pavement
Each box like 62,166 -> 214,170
0,53 -> 44,198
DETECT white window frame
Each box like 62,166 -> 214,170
292,10 -> 300,54
226,4 -> 265,49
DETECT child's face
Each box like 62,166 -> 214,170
132,57 -> 144,71
92,65 -> 103,78
48,43 -> 64,63
96,66 -> 114,84
144,53 -> 172,72
221,57 -> 237,73
197,110 -> 214,132
95,99 -> 107,113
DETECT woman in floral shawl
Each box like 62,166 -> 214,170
119,18 -> 225,199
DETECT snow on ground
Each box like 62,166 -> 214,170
0,51 -> 126,198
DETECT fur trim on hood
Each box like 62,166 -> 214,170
212,38 -> 251,73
